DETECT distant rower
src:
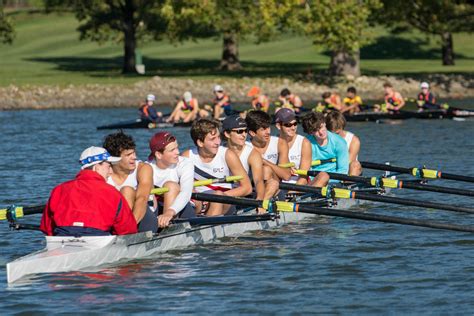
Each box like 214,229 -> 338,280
278,88 -> 303,114
248,86 -> 270,113
320,91 -> 344,112
139,94 -> 162,122
182,118 -> 252,216
212,85 -> 235,119
326,111 -> 362,176
343,87 -> 363,114
383,82 -> 405,111
148,132 -> 195,227
417,82 -> 438,110
167,91 -> 200,123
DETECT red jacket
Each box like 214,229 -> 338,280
40,170 -> 138,236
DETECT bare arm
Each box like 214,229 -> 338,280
248,150 -> 265,200
224,149 -> 252,197
395,93 -> 406,110
263,139 -> 291,181
296,138 -> 312,185
133,163 -> 154,223
348,135 -> 360,163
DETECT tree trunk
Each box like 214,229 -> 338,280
122,1 -> 137,74
329,49 -> 360,77
219,32 -> 242,71
441,31 -> 454,66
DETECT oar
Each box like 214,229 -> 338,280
278,182 -> 474,214
360,161 -> 474,183
2,176 -> 244,221
296,170 -> 474,197
279,158 -> 336,168
191,193 -> 474,233
173,213 -> 274,226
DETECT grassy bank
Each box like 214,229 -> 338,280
1,11 -> 474,87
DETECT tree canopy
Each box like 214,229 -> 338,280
0,2 -> 15,44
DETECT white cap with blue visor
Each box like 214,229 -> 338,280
79,146 -> 121,170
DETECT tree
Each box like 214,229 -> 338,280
162,0 -> 294,71
290,0 -> 382,77
380,0 -> 474,66
45,0 -> 169,74
0,1 -> 15,44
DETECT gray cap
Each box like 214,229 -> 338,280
275,108 -> 296,123
222,115 -> 247,130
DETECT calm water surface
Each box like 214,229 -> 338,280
0,102 -> 473,314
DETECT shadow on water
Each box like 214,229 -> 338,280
26,56 -> 327,79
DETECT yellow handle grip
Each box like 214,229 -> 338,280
0,206 -> 24,221
150,187 -> 170,195
279,162 -> 295,168
225,175 -> 243,183
295,169 -> 308,176
311,158 -> 336,166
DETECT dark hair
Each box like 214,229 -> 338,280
383,82 -> 393,88
103,131 -> 136,157
245,110 -> 271,132
347,86 -> 356,94
280,88 -> 291,97
190,118 -> 221,145
322,91 -> 331,99
301,112 -> 325,134
326,110 -> 346,131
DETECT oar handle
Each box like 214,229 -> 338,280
150,187 -> 170,195
193,176 -> 243,187
280,158 -> 337,169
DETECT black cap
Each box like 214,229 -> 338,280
275,108 -> 296,123
222,115 -> 247,130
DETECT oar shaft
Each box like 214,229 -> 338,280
173,214 -> 274,226
438,172 -> 474,183
400,181 -> 474,197
297,205 -> 474,233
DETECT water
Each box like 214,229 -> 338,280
0,103 -> 473,314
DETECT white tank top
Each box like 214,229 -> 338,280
248,136 -> 279,164
285,135 -> 304,183
343,131 -> 358,161
107,161 -> 139,190
238,144 -> 254,173
188,146 -> 232,193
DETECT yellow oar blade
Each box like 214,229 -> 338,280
150,187 -> 170,195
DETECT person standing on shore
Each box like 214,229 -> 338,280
383,82 -> 405,111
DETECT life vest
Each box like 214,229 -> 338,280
417,92 -> 436,105
384,93 -> 402,106
181,99 -> 197,113
214,94 -> 231,108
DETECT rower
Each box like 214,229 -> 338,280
325,111 -> 362,176
167,91 -> 200,123
277,88 -> 303,114
245,110 -> 291,197
182,118 -> 252,216
103,131 -> 158,232
148,132 -> 195,227
40,146 -> 137,236
139,94 -> 162,122
274,108 -> 328,186
213,85 -> 236,119
320,91 -> 344,112
301,112 -> 349,178
343,87 -> 363,114
383,82 -> 405,111
221,115 -> 267,212
247,86 -> 270,112
417,82 -> 438,110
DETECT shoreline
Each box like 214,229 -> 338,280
0,74 -> 473,110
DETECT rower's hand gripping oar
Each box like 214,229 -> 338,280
191,193 -> 474,234
279,158 -> 336,168
279,180 -> 474,215
360,161 -> 474,184
296,170 -> 474,197
3,176 -> 244,220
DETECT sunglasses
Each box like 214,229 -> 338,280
282,122 -> 298,128
231,129 -> 247,134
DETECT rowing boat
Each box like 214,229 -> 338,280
96,118 -> 191,130
344,108 -> 474,122
6,184 -> 384,284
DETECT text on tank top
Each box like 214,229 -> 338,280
188,146 -> 231,192
263,136 -> 279,164
107,161 -> 139,190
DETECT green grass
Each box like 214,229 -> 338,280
1,11 -> 473,86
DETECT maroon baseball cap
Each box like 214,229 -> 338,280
148,132 -> 176,161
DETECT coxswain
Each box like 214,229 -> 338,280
277,88 -> 303,114
383,82 -> 405,111
325,111 -> 362,176
40,146 -> 137,236
343,87 -> 363,114
139,94 -> 162,122
246,110 -> 292,197
148,132 -> 195,227
221,115 -> 267,212
301,112 -> 349,178
167,91 -> 200,123
182,118 -> 252,216
275,108 -> 329,186
247,86 -> 270,112
417,82 -> 438,110
213,85 -> 236,119
103,132 -> 158,232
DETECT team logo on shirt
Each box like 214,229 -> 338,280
213,167 -> 225,173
